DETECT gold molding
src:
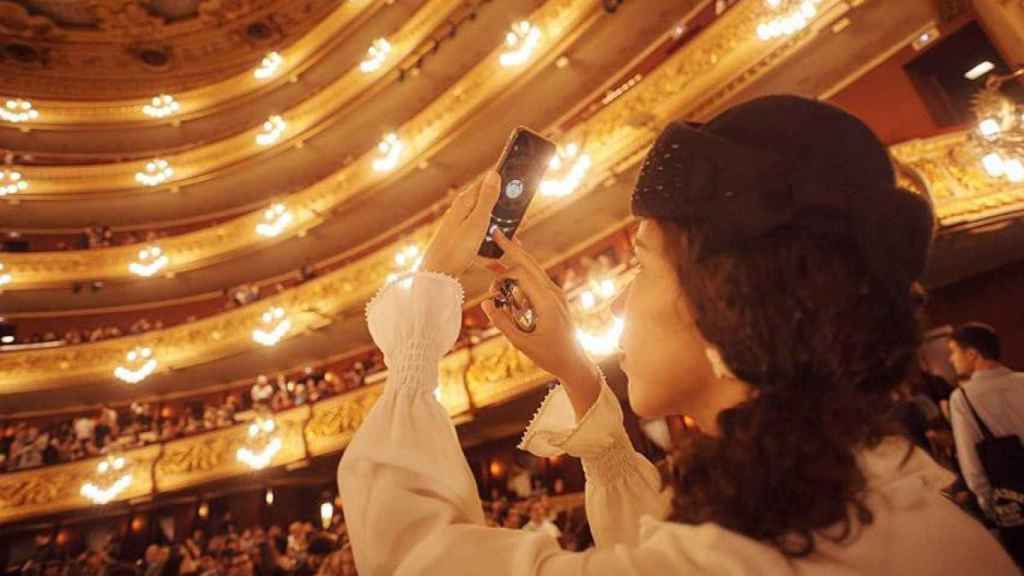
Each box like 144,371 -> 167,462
13,0 -> 464,195
0,0 -> 854,389
891,131 -> 1024,226
2,0 -> 806,290
0,330 -> 554,525
0,0 -> 381,126
2,0 -> 603,289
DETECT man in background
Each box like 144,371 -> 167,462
948,322 -> 1024,566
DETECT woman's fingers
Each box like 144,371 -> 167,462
469,171 -> 501,227
481,298 -> 521,341
492,230 -> 552,289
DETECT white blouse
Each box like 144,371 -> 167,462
337,272 -> 1017,575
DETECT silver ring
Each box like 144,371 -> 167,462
496,279 -> 537,333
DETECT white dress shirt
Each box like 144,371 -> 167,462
337,272 -> 1016,575
950,366 -> 1024,510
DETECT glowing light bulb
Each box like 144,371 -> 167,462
255,52 -> 283,79
256,203 -> 293,237
135,159 -> 174,186
0,169 -> 28,196
143,94 -> 180,118
373,133 -> 403,172
0,99 -> 39,123
256,115 -> 287,146
359,38 -> 391,73
499,21 -> 541,67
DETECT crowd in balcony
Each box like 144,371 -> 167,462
0,356 -> 385,474
12,487 -> 588,576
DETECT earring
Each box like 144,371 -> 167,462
705,347 -> 736,380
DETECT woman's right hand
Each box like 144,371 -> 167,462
481,230 -> 602,419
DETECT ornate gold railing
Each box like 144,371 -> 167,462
2,0 -> 817,289
0,332 -> 546,525
892,131 -> 1024,226
15,0 -> 464,196
0,0 -> 870,390
0,0 -> 381,127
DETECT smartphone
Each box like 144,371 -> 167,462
478,127 -> 557,258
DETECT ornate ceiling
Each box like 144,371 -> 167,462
0,0 -> 349,98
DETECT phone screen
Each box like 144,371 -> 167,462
478,127 -> 557,258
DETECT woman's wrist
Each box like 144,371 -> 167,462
558,355 -> 603,421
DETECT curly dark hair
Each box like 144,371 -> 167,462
660,221 -> 923,557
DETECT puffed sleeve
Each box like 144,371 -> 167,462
519,376 -> 670,547
338,272 -> 682,576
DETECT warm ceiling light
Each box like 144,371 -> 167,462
970,68 -> 1024,183
0,169 -> 27,196
265,488 -> 275,505
0,336 -> 13,344
254,51 -> 283,79
756,0 -> 821,41
237,415 -> 282,469
0,262 -> 10,286
359,38 -> 391,73
256,115 -> 287,146
143,94 -> 180,118
114,346 -> 158,384
500,21 -> 541,67
0,99 -> 39,123
912,27 -> 939,51
129,245 -> 169,277
965,61 -> 996,81
135,159 -> 174,186
320,501 -> 334,529
256,203 -> 293,237
576,316 -> 624,356
252,306 -> 291,346
540,143 -> 591,197
372,133 -> 403,172
81,455 -> 133,505
393,244 -> 420,267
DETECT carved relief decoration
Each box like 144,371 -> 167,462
0,0 -> 901,390
891,131 -> 1024,226
0,0 -> 341,98
0,332 -> 554,525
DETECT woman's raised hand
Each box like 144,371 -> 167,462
420,171 -> 502,279
481,230 -> 601,419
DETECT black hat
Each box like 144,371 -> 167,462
632,95 -> 934,292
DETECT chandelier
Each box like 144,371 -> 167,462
0,98 -> 39,123
360,38 -> 391,73
135,159 -> 174,186
756,0 -> 821,41
256,115 -> 287,146
573,274 -> 624,356
252,306 -> 291,346
500,21 -> 541,68
386,244 -> 422,285
143,94 -> 180,118
372,133 -> 404,172
971,68 -> 1024,183
540,143 -> 591,198
0,169 -> 28,196
237,414 -> 283,470
114,346 -> 158,384
81,454 -> 133,505
256,203 -> 293,237
129,245 -> 169,277
254,52 -> 283,79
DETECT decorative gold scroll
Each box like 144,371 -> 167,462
0,332 -> 555,525
15,0 -> 463,195
0,0 -> 380,123
891,131 -> 1024,226
0,0 -> 863,390
4,0 -> 815,291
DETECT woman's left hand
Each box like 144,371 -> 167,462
420,171 -> 501,278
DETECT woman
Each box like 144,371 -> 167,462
337,96 -> 1018,574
